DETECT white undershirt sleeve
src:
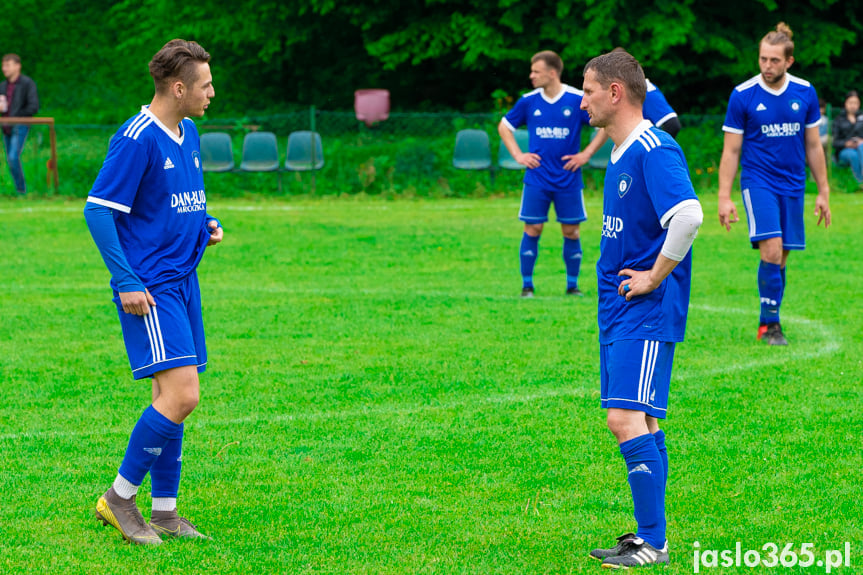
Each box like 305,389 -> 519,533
660,199 -> 703,262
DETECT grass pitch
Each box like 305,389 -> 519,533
0,192 -> 860,574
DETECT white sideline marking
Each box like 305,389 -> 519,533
0,388 -> 590,442
671,304 -> 841,382
215,204 -> 485,213
0,201 -> 499,216
0,205 -> 82,214
0,308 -> 842,442
2,194 -> 860,216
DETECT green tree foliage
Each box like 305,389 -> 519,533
0,0 -> 151,122
1,0 -> 861,119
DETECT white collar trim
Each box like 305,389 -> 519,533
610,120 -> 654,164
541,84 -> 570,104
140,105 -> 185,145
756,74 -> 790,96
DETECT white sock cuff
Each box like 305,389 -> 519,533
112,473 -> 140,500
152,497 -> 177,512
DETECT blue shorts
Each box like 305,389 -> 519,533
519,183 -> 587,224
600,339 -> 675,419
741,187 -> 805,250
114,272 -> 207,380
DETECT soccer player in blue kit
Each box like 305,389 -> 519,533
84,39 -> 221,544
498,50 -> 609,297
580,49 -> 703,568
644,79 -> 680,139
718,23 -> 831,346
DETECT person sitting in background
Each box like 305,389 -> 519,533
832,90 -> 863,186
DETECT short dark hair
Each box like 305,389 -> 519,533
149,40 -> 210,93
583,49 -> 646,106
2,54 -> 21,64
531,50 -> 563,76
845,90 -> 859,102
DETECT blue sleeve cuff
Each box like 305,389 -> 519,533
84,202 -> 145,292
205,212 -> 221,231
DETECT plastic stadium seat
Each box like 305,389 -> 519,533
200,132 -> 234,172
354,89 -> 390,127
498,129 -> 530,170
453,129 -> 492,170
240,131 -> 280,172
587,130 -> 614,170
285,131 -> 324,171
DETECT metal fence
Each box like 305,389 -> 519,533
1,110 -> 748,197
199,109 -> 500,138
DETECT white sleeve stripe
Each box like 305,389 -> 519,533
636,132 -> 661,150
501,117 -> 516,132
130,118 -> 153,140
86,196 -> 132,214
654,112 -> 678,127
660,198 -> 701,228
805,120 -> 821,129
722,125 -> 744,134
123,114 -> 147,138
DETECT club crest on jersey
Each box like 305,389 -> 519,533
617,173 -> 633,198
789,99 -> 802,112
192,151 -> 202,173
562,106 -> 573,117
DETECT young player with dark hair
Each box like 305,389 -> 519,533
85,39 -> 221,544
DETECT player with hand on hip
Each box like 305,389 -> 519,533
580,48 -> 703,569
498,50 -> 609,298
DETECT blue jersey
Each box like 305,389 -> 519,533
643,79 -> 677,129
87,106 -> 211,292
598,120 -> 699,344
722,73 -> 821,196
502,85 -> 592,192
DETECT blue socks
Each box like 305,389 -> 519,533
520,233 -> 539,288
620,433 -> 666,549
758,260 -> 783,325
520,233 -> 582,290
150,423 -> 184,498
653,429 -> 668,488
780,265 -> 787,301
118,405 -> 183,487
563,237 -> 582,290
